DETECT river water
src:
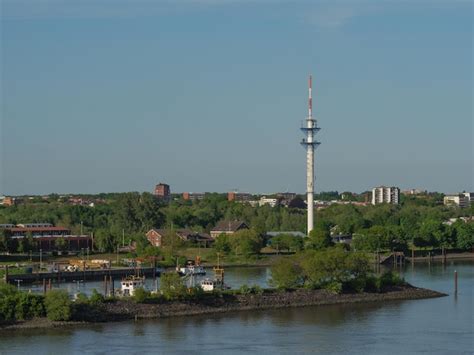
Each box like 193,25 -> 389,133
1,261 -> 472,354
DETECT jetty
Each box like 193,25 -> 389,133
4,267 -> 160,284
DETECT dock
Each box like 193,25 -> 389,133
5,267 -> 160,284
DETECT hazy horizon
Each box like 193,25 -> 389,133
1,0 -> 473,196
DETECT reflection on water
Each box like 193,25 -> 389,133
2,261 -> 473,354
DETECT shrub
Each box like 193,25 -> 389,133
324,281 -> 343,294
160,272 -> 187,300
133,287 -> 150,303
344,277 -> 367,293
270,258 -> 304,290
15,293 -> 45,320
239,284 -> 251,295
44,290 -> 72,321
89,289 -> 105,304
0,284 -> 19,321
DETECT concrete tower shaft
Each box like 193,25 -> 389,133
300,74 -> 321,235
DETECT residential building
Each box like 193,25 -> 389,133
154,183 -> 171,201
331,234 -> 353,245
0,196 -> 15,206
227,192 -> 252,202
146,229 -> 213,247
444,193 -> 471,208
401,189 -> 427,195
371,186 -> 400,205
210,220 -> 249,239
259,196 -> 279,207
463,192 -> 474,205
182,192 -> 206,201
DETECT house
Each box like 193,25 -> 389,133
332,234 -> 353,245
210,220 -> 249,239
146,228 -> 214,247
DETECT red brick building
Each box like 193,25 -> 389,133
154,183 -> 170,201
146,228 -> 213,247
1,225 -> 91,251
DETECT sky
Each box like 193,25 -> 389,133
1,0 -> 472,195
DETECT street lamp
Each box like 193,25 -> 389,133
39,249 -> 43,270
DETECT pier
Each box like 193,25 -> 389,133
5,267 -> 160,284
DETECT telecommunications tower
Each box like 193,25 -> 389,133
300,75 -> 320,235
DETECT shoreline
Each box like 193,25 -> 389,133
1,285 -> 447,330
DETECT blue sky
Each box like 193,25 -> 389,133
1,0 -> 472,195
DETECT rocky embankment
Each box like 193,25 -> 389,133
103,285 -> 446,321
2,285 -> 446,330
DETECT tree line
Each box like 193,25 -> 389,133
0,192 -> 472,253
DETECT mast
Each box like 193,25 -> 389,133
300,75 -> 321,235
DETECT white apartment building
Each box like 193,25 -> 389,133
444,193 -> 472,208
259,196 -> 279,207
371,186 -> 400,205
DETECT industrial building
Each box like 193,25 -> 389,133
371,186 -> 400,205
0,224 -> 91,251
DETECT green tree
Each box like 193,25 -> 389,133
214,234 -> 231,254
160,272 -> 186,300
44,290 -> 72,321
454,222 -> 474,250
306,228 -> 332,250
269,257 -> 304,289
300,248 -> 369,289
229,229 -> 263,257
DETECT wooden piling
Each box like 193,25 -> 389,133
43,279 -> 46,294
104,275 -> 108,296
5,265 -> 8,282
110,276 -> 114,297
48,279 -> 52,290
454,270 -> 458,295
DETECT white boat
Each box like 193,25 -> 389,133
179,264 -> 206,276
119,275 -> 146,296
200,278 -> 229,292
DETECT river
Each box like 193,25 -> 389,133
1,261 -> 472,354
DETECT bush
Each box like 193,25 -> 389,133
133,288 -> 151,303
160,272 -> 187,300
15,293 -> 45,320
89,289 -> 105,304
0,284 -> 19,321
44,290 -> 72,321
270,258 -> 304,290
374,271 -> 405,292
323,281 -> 343,294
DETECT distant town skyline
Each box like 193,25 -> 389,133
1,0 -> 472,195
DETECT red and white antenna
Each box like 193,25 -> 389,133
308,74 -> 313,118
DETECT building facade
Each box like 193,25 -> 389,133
210,220 -> 249,239
371,186 -> 400,205
444,193 -> 471,208
227,192 -> 252,202
182,192 -> 206,201
154,183 -> 171,201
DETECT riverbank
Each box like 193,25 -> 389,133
1,285 -> 446,330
